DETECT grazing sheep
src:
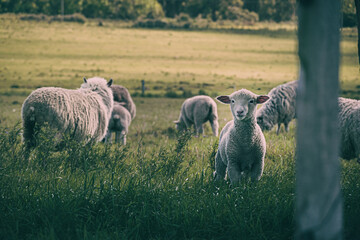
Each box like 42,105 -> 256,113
111,85 -> 136,119
21,77 -> 114,149
214,89 -> 269,184
256,80 -> 298,135
338,97 -> 360,163
174,95 -> 219,137
104,102 -> 132,145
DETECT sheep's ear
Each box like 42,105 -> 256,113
118,102 -> 126,106
83,77 -> 87,83
216,95 -> 231,104
173,120 -> 179,124
107,78 -> 113,87
256,95 -> 269,104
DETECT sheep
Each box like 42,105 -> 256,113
256,80 -> 298,135
338,97 -> 360,164
104,102 -> 132,145
21,77 -> 114,149
174,95 -> 219,137
111,85 -> 136,120
214,89 -> 269,184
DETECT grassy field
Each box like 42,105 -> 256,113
0,14 -> 359,239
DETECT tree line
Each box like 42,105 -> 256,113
0,0 -> 357,26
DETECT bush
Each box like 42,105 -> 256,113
19,14 -> 48,21
165,90 -> 179,98
224,6 -> 258,22
50,13 -> 87,23
19,13 -> 87,23
342,0 -> 357,27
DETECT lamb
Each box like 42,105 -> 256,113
21,77 -> 114,149
174,95 -> 219,137
256,80 -> 298,135
338,97 -> 360,164
214,89 -> 269,184
104,102 -> 132,145
111,85 -> 136,119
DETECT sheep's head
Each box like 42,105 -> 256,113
82,77 -> 113,91
174,120 -> 186,132
216,89 -> 269,121
256,110 -> 274,131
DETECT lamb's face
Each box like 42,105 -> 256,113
229,93 -> 257,121
217,89 -> 269,121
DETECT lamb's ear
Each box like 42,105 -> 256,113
107,78 -> 113,87
118,102 -> 126,106
256,95 -> 269,104
83,77 -> 87,83
173,120 -> 179,124
216,95 -> 231,104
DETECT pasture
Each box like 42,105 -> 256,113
0,14 -> 359,239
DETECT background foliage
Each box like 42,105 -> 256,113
0,0 -> 357,26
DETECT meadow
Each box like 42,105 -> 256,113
0,14 -> 359,239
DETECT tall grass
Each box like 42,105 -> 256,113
0,124 -> 358,239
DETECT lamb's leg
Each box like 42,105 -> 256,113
214,152 -> 226,181
276,123 -> 281,135
209,119 -> 219,137
227,164 -> 242,185
250,160 -> 264,182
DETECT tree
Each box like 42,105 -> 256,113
296,0 -> 342,239
355,0 -> 360,64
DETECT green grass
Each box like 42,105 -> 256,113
0,14 -> 359,239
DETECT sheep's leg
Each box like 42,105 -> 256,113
276,123 -> 281,135
23,119 -> 36,151
105,130 -> 112,144
120,130 -> 126,145
209,119 -> 219,137
194,121 -> 204,137
284,122 -> 290,132
114,131 -> 121,144
214,152 -> 226,181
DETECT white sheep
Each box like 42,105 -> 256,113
256,80 -> 297,135
338,97 -> 360,164
104,102 -> 132,145
174,95 -> 219,137
21,77 -> 114,149
214,89 -> 269,184
111,84 -> 136,120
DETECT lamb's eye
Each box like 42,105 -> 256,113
249,99 -> 255,104
231,99 -> 235,104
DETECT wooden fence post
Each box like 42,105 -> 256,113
296,0 -> 342,239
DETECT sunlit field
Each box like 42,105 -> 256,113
0,14 -> 359,239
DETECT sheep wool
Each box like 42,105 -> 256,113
174,95 -> 219,137
21,77 -> 114,149
104,102 -> 132,145
338,97 -> 360,163
111,85 -> 136,120
215,89 -> 269,184
256,80 -> 297,135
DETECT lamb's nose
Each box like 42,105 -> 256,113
237,110 -> 244,115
